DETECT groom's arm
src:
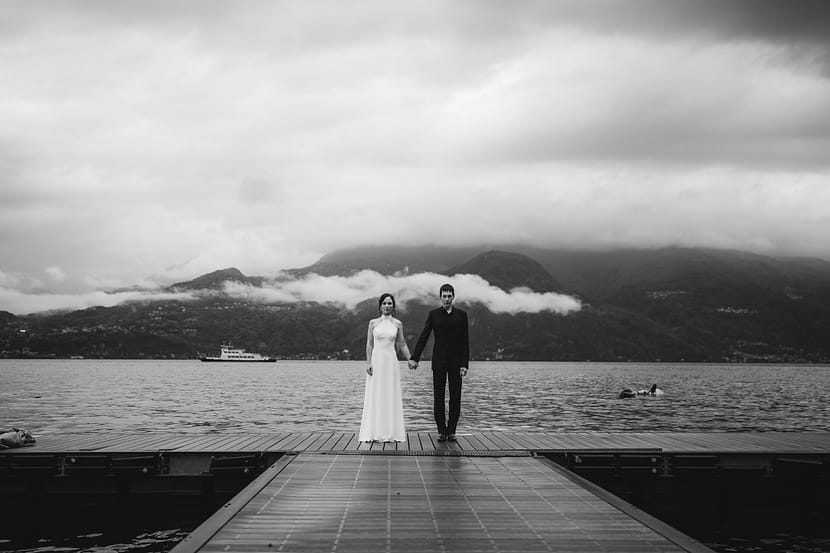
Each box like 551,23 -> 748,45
461,311 -> 470,372
410,311 -> 433,362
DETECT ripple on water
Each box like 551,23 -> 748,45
2,359 -> 829,434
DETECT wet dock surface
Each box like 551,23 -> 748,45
6,431 -> 829,553
7,430 -> 830,455
172,453 -> 711,553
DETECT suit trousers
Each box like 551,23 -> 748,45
433,366 -> 462,435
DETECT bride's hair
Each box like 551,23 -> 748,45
377,293 -> 396,315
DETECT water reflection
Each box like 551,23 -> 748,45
1,528 -> 191,553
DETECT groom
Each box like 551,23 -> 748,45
409,283 -> 470,442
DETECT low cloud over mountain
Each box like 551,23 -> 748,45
1,250 -> 581,316
223,270 -> 580,315
0,286 -> 195,316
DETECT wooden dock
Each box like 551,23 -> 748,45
8,430 -> 830,455
173,453 -> 711,553
4,432 -> 830,553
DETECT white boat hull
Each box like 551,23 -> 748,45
200,356 -> 276,363
200,343 -> 277,363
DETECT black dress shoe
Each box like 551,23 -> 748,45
447,434 -> 457,442
437,433 -> 447,442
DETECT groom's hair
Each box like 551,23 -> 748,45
439,283 -> 455,296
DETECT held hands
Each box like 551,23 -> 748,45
404,360 -> 464,374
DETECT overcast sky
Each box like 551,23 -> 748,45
2,1 -> 830,313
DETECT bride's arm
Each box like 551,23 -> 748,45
365,320 -> 374,375
395,320 -> 412,361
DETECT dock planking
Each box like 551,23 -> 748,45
5,432 -> 830,552
5,431 -> 829,455
171,453 -> 714,553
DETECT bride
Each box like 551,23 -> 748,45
359,293 -> 412,442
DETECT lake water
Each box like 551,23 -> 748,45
3,359 -> 830,435
2,359 -> 830,553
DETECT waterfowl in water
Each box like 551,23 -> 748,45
618,384 -> 663,399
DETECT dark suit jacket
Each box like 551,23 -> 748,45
411,307 -> 470,370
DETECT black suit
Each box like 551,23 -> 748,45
411,307 -> 470,435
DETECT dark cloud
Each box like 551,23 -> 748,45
476,0 -> 830,44
434,1 -> 830,77
612,0 -> 830,43
551,0 -> 830,75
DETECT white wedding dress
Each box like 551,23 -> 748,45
359,317 -> 406,442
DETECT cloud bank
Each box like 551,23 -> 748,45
226,271 -> 582,315
0,288 -> 196,316
1,271 -> 581,316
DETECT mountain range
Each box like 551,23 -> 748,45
2,246 -> 830,362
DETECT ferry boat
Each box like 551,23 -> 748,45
200,343 -> 276,363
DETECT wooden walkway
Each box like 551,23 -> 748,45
7,430 -> 830,455
172,453 -> 712,553
6,432 -> 829,553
